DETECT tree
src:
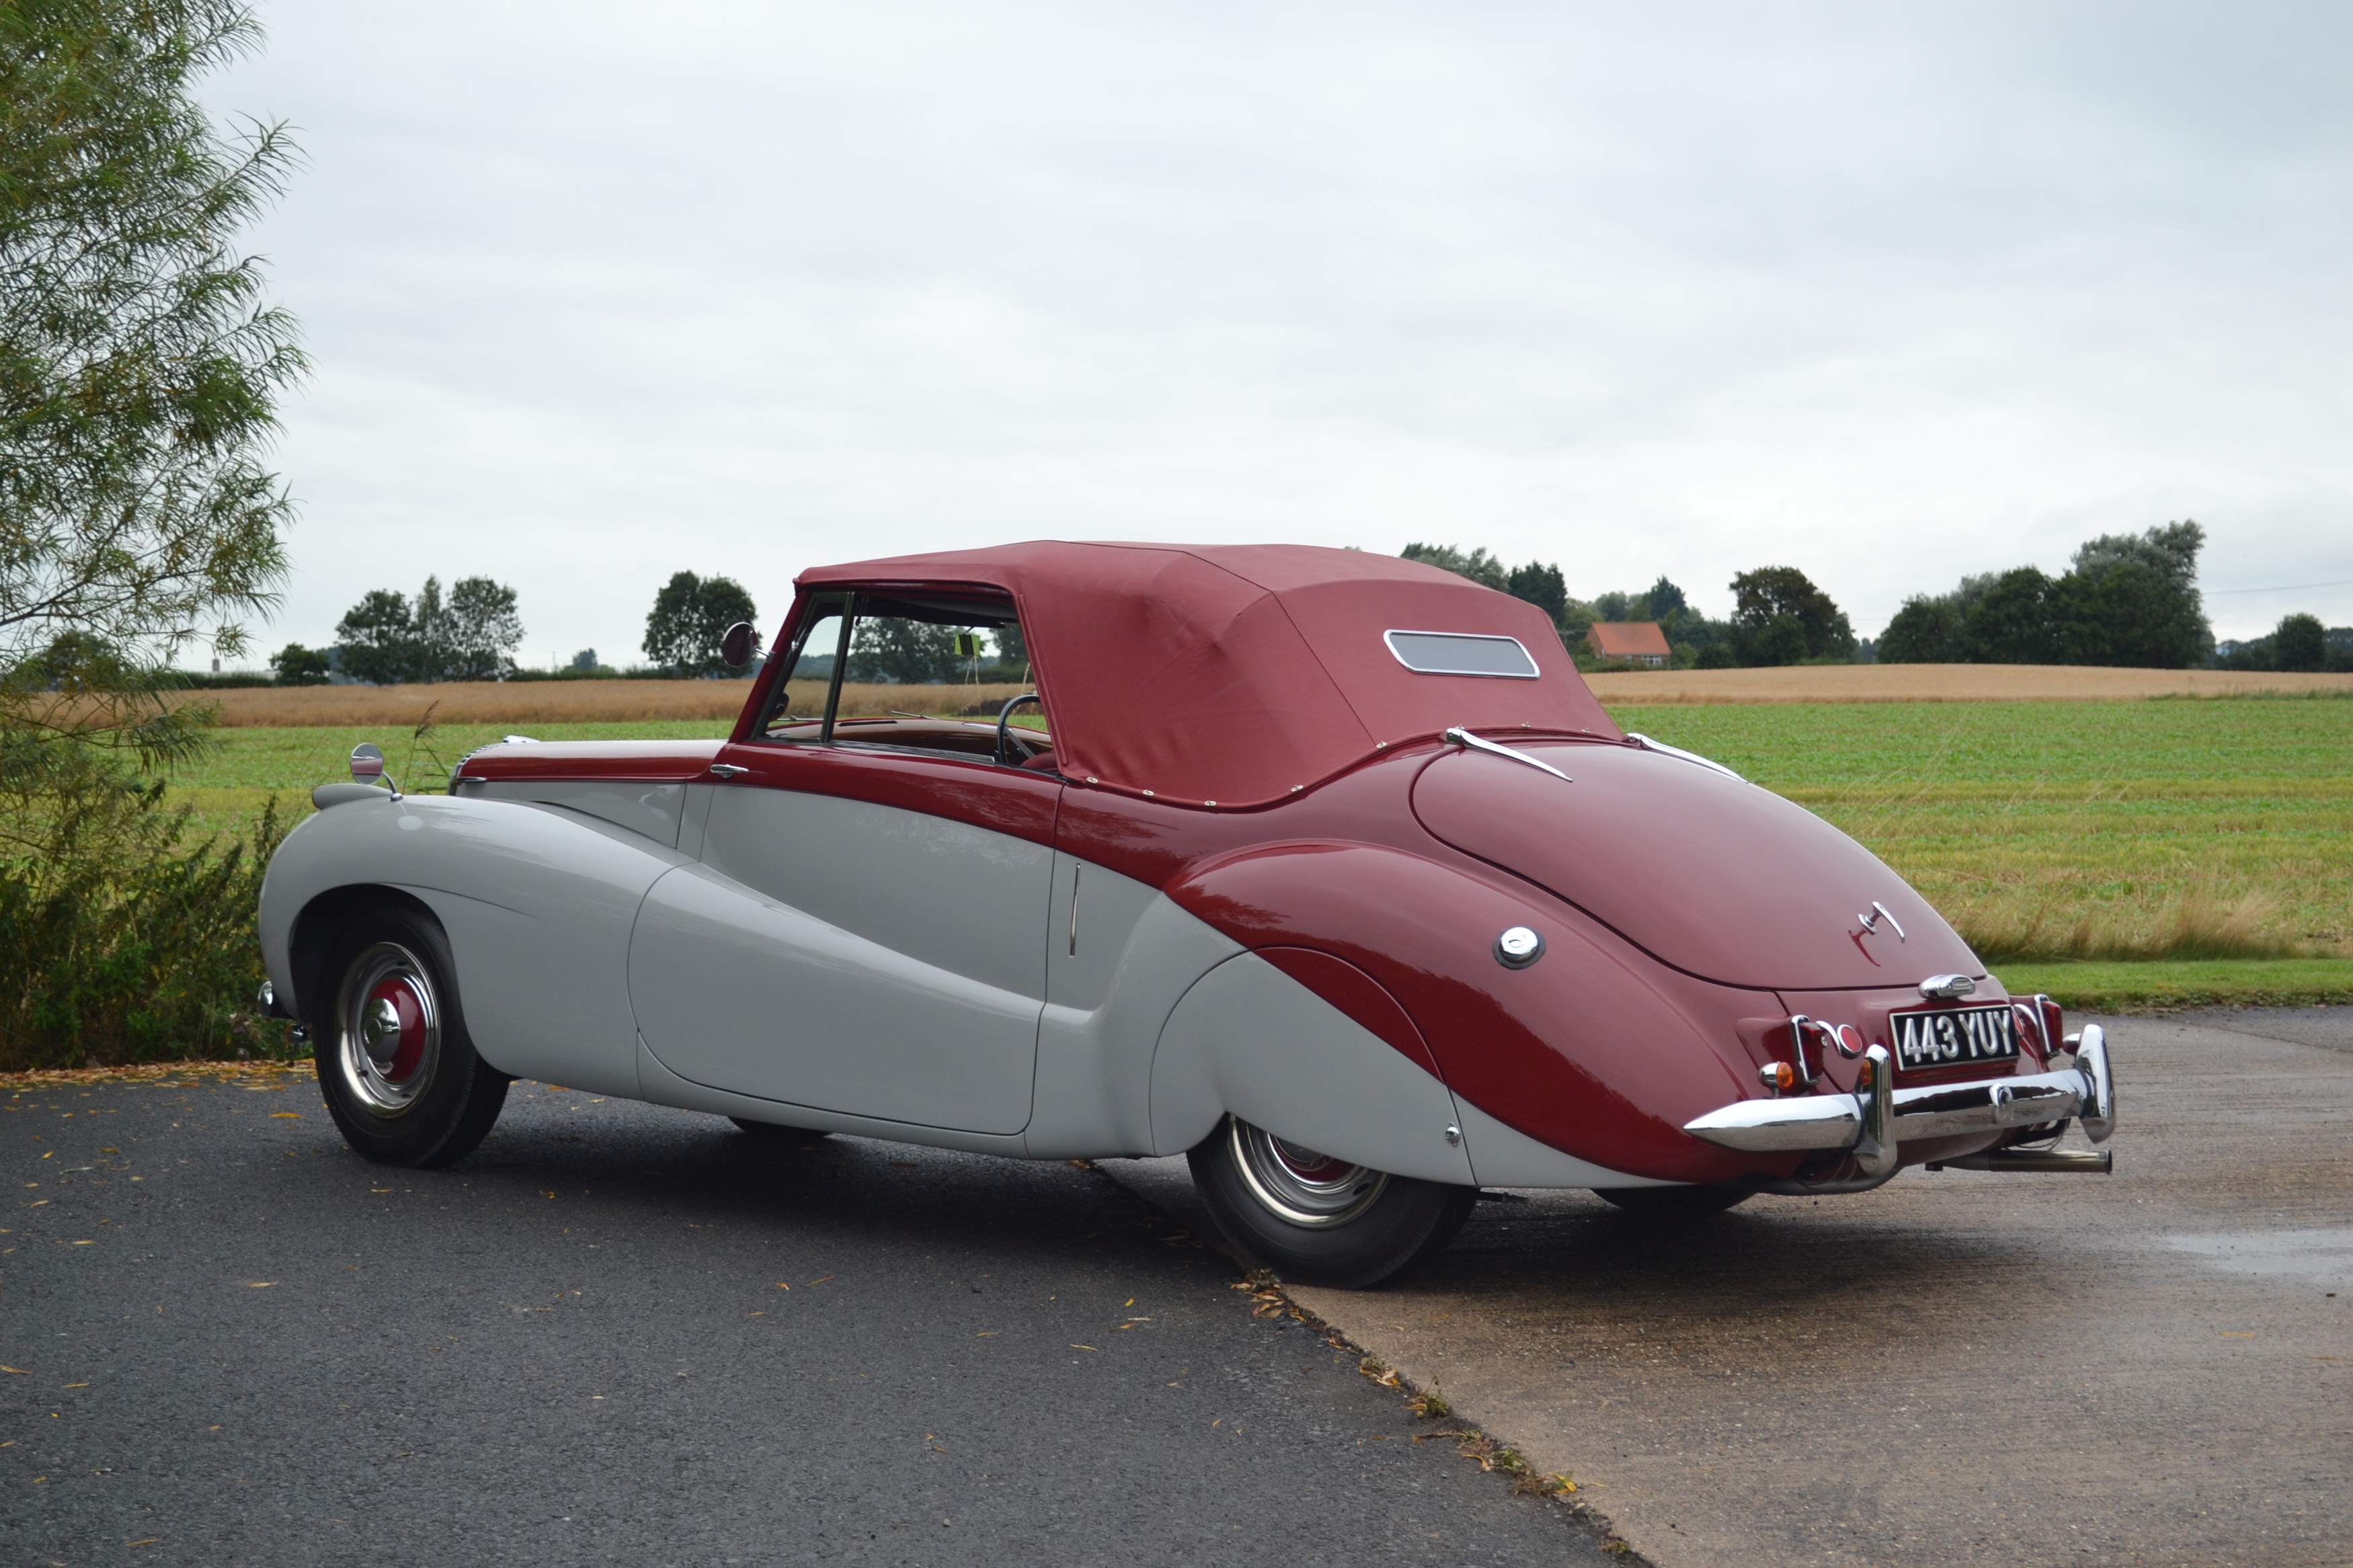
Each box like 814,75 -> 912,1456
1643,577 -> 1688,620
1,0 -> 301,763
333,589 -> 418,686
643,571 -> 758,677
848,616 -> 961,683
1505,561 -> 1567,626
332,575 -> 523,683
1728,567 -> 1855,665
1963,567 -> 2063,664
268,643 -> 329,685
2072,520 -> 2203,595
2271,612 -> 2325,673
1876,595 -> 1970,663
1400,544 -> 1507,591
436,575 -> 523,681
0,1 -> 302,1068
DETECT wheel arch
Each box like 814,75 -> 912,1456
288,884 -> 446,1028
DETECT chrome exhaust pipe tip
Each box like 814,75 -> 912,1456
1927,1147 -> 2112,1173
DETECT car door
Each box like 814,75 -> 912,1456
627,595 -> 1062,1135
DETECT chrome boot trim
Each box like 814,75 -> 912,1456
1443,727 -> 1571,782
1623,732 -> 1745,782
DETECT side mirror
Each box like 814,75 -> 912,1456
350,741 -> 400,799
721,621 -> 757,670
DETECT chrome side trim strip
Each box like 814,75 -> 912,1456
1443,727 -> 1571,782
1624,732 -> 1745,782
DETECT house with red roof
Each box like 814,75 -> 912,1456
1585,621 -> 1673,668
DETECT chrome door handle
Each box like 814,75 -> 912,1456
709,764 -> 749,780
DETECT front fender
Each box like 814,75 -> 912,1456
1168,841 -> 1773,1182
259,794 -> 690,1096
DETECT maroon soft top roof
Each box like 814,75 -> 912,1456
797,542 -> 1620,809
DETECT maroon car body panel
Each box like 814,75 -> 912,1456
1410,741 -> 1980,991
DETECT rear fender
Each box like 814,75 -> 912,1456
1168,841 -> 1769,1182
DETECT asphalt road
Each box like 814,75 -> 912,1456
1111,1009 -> 2353,1567
0,1073 -> 1613,1567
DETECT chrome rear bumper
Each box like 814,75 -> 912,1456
1685,1024 -> 2114,1159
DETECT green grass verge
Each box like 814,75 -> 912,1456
1989,958 -> 2353,1015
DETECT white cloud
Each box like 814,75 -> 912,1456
214,0 -> 2353,662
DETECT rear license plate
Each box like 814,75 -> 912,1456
1890,1005 -> 2018,1073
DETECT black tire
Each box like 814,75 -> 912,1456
1188,1116 -> 1475,1289
729,1116 -> 830,1146
310,903 -> 509,1168
1597,1184 -> 1751,1219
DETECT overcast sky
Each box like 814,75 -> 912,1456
212,1 -> 2353,665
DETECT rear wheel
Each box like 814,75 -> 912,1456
1597,1185 -> 1751,1219
1189,1116 -> 1474,1289
311,905 -> 508,1168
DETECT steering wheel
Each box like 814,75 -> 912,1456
994,693 -> 1045,766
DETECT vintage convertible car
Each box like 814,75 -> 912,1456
257,543 -> 2114,1286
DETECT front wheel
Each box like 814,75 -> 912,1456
1188,1116 -> 1474,1289
311,905 -> 509,1168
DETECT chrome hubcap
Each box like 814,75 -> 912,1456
336,942 -> 440,1116
1228,1118 -> 1388,1227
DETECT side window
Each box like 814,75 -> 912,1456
762,591 -> 1050,768
762,596 -> 848,741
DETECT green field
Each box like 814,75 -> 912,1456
1611,697 -> 2352,965
163,698 -> 2352,1012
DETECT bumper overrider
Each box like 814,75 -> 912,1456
1683,1026 -> 2116,1194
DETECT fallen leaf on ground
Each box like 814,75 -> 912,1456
247,1282 -> 275,1288
1070,1344 -> 1099,1352
0,1366 -> 27,1375
271,1112 -> 301,1119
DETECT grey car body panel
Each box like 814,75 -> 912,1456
633,1034 -> 1031,1159
1027,858 -> 1244,1159
256,794 -> 685,1098
701,786 -> 1053,1002
1451,1097 -> 1674,1190
463,778 -> 686,848
628,859 -> 1044,1134
1148,950 -> 1478,1186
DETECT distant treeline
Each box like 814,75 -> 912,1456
1878,523 -> 2210,667
1399,545 -> 1857,668
2212,614 -> 2351,673
262,569 -> 762,686
1878,520 -> 2347,671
